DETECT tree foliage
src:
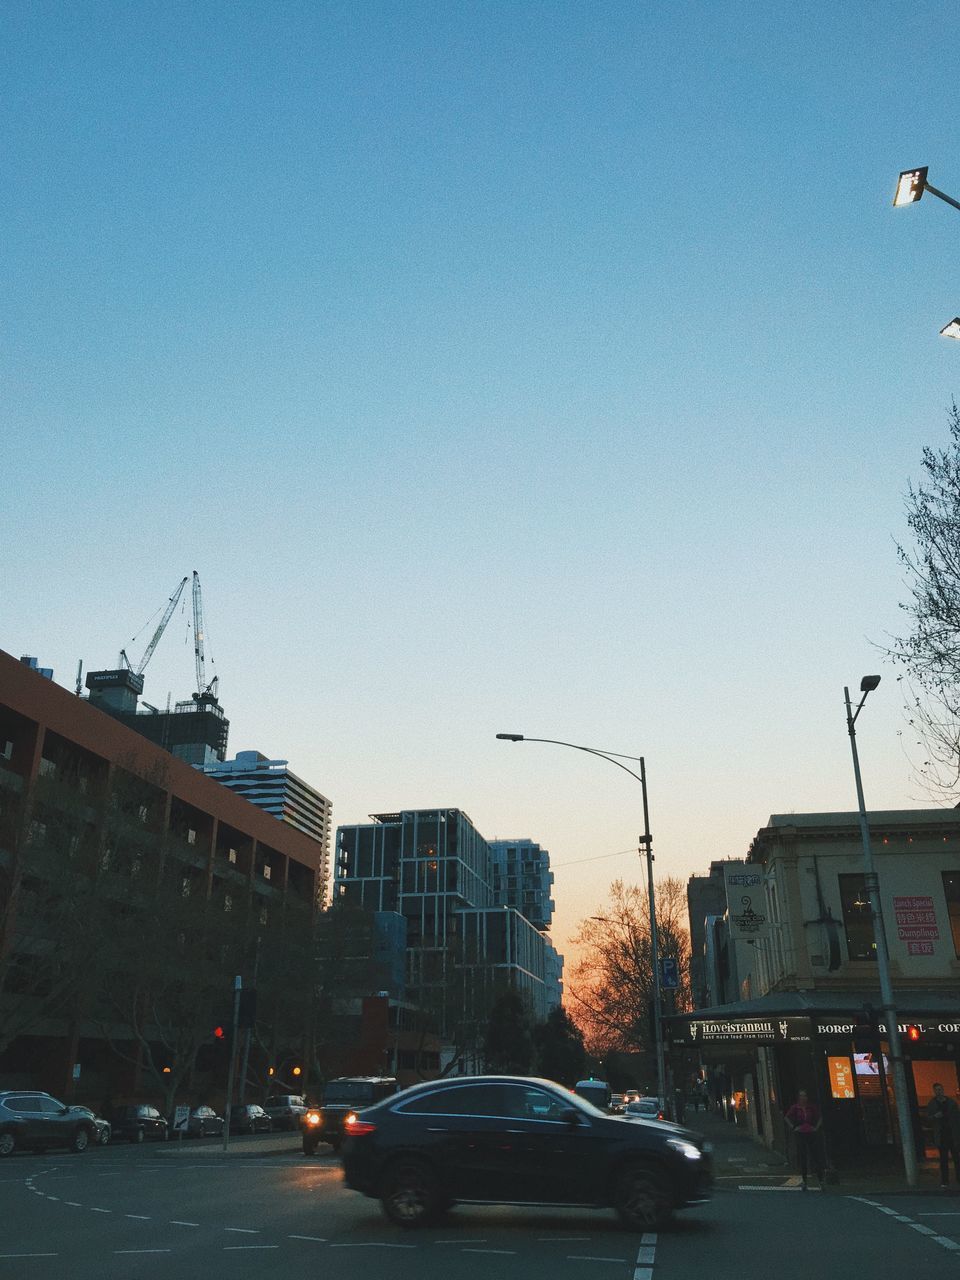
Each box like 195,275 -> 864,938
532,1004 -> 585,1085
566,877 -> 691,1058
482,986 -> 534,1074
891,402 -> 960,797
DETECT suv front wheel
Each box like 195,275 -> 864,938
71,1127 -> 90,1154
0,1131 -> 15,1157
613,1165 -> 672,1230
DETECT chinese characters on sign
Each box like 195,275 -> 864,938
892,895 -> 939,956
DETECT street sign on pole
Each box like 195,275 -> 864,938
659,957 -> 679,990
172,1104 -> 190,1139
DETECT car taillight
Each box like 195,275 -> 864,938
344,1113 -> 376,1136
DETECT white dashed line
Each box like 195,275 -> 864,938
64,1201 -> 81,1207
568,1256 -> 627,1263
0,1255 -> 59,1260
851,1196 -> 960,1255
909,1224 -> 938,1236
634,1269 -> 653,1280
288,1235 -> 328,1242
114,1249 -> 171,1255
329,1242 -> 417,1249
171,1220 -> 200,1227
636,1246 -> 656,1264
125,1213 -> 151,1220
90,1207 -> 112,1214
224,1227 -> 260,1233
641,1234 -> 657,1244
224,1245 -> 280,1251
934,1238 -> 960,1251
462,1249 -> 517,1255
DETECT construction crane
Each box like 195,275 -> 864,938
191,570 -> 219,701
119,576 -> 189,675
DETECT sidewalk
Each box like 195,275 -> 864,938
154,1131 -> 302,1158
682,1105 -> 953,1196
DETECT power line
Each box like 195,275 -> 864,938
553,847 -> 637,869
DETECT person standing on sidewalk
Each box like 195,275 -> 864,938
785,1089 -> 824,1190
927,1083 -> 960,1188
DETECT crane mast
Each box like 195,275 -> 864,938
137,576 -> 188,675
191,570 -> 218,700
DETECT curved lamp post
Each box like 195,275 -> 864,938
844,677 -> 917,1187
495,733 -> 666,1110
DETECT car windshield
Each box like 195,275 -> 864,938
323,1082 -> 375,1103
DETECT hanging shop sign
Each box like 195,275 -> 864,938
724,867 -> 769,939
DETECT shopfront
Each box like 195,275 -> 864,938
669,1003 -> 960,1172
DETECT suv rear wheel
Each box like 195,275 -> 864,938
613,1165 -> 672,1230
380,1158 -> 441,1228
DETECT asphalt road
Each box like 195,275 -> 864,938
1,1136 -> 958,1279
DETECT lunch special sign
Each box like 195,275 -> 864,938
892,894 -> 939,956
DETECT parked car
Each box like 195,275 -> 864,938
68,1105 -> 111,1145
609,1092 -> 626,1114
229,1104 -> 272,1135
263,1094 -> 307,1131
110,1104 -> 169,1144
0,1091 -> 99,1156
302,1077 -> 398,1155
340,1075 -> 712,1230
624,1097 -> 664,1121
185,1105 -> 224,1137
574,1078 -> 612,1110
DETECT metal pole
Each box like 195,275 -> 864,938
221,975 -> 242,1153
638,758 -> 667,1113
494,734 -> 667,1111
844,686 -> 917,1187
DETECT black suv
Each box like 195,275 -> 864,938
0,1091 -> 99,1156
302,1077 -> 398,1155
340,1075 -> 712,1229
110,1104 -> 169,1143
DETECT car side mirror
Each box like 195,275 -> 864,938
562,1107 -> 582,1128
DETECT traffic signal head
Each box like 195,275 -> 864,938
906,1024 -> 921,1043
292,1066 -> 302,1077
213,1025 -> 225,1041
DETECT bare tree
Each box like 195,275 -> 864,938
890,401 -> 960,798
567,877 -> 691,1059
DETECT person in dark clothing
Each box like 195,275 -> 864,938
927,1083 -> 960,1188
785,1089 -> 824,1189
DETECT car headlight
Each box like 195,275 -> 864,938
305,1111 -> 320,1126
666,1138 -> 702,1161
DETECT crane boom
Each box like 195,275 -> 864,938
137,576 -> 188,675
192,570 -> 206,696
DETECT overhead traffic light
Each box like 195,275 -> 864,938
213,1025 -> 225,1041
906,1024 -> 922,1043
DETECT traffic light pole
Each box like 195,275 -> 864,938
221,975 -> 242,1153
844,687 -> 917,1187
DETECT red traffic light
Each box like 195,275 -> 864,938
906,1024 -> 921,1042
213,1025 -> 225,1040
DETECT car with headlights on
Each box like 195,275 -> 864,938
302,1077 -> 398,1155
340,1074 -> 711,1229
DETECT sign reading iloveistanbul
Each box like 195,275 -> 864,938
673,1016 -> 811,1044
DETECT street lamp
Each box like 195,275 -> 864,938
843,677 -> 918,1187
495,733 -> 667,1111
892,166 -> 960,213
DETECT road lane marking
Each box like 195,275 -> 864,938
633,1269 -> 653,1280
64,1201 -> 81,1207
170,1220 -> 200,1226
90,1207 -> 112,1213
737,1184 -> 804,1191
909,1224 -> 938,1235
934,1238 -> 960,1250
537,1236 -> 591,1241
462,1249 -> 517,1255
224,1227 -> 260,1233
114,1249 -> 171,1255
641,1234 -> 657,1244
636,1246 -> 656,1264
329,1242 -> 417,1249
568,1256 -> 628,1263
288,1235 -> 328,1242
919,1212 -> 960,1216
125,1213 -> 151,1219
0,1255 -> 59,1260
224,1245 -> 280,1251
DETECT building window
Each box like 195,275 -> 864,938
839,874 -> 875,961
942,871 -> 960,957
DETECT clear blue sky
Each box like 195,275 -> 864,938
4,2 -> 959,959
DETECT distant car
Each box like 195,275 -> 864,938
574,1079 -> 612,1110
110,1104 -> 169,1144
624,1097 -> 664,1121
623,1090 -> 641,1105
302,1077 -> 399,1155
0,1091 -> 99,1156
229,1104 -> 272,1135
185,1106 -> 224,1138
68,1106 -> 111,1146
341,1074 -> 712,1229
609,1093 -> 626,1114
263,1095 -> 307,1131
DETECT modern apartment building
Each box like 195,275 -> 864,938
198,751 -> 332,903
488,838 -> 555,931
334,809 -> 563,1040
